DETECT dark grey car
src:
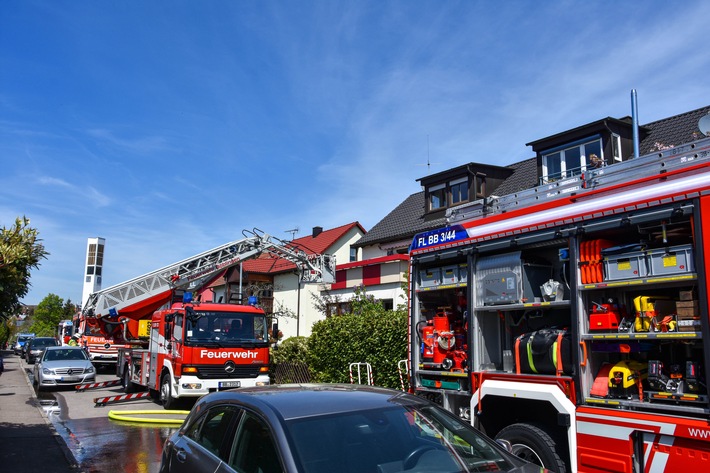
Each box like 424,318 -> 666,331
159,384 -> 546,473
24,337 -> 60,364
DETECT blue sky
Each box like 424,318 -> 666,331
2,1 -> 709,306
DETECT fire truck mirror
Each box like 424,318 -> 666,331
164,314 -> 174,346
185,306 -> 198,322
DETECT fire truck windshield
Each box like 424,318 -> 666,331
185,310 -> 268,345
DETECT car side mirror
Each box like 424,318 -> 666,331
496,439 -> 513,453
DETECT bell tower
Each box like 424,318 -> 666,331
82,237 -> 105,307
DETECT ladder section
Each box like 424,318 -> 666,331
84,233 -> 264,317
83,228 -> 335,317
448,135 -> 710,223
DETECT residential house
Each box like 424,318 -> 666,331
344,104 -> 710,308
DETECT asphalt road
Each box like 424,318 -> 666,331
25,357 -> 185,473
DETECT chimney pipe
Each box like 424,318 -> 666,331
312,226 -> 323,238
631,89 -> 640,159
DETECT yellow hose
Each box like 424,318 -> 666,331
108,409 -> 190,425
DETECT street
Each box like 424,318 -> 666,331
24,357 -> 184,473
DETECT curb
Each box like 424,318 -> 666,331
19,356 -> 81,471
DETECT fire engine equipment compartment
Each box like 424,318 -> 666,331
475,251 -> 552,305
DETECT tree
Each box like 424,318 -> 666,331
0,217 -> 48,321
29,293 -> 65,337
63,299 -> 79,319
0,317 -> 13,349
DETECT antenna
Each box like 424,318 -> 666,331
416,134 -> 440,174
284,227 -> 299,240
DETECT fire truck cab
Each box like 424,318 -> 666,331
118,295 -> 271,409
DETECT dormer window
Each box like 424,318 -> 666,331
426,177 -> 472,212
429,183 -> 446,210
450,177 -> 469,205
419,163 -> 509,217
541,136 -> 602,183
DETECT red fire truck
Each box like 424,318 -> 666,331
82,229 -> 334,409
71,314 -> 119,368
408,135 -> 710,472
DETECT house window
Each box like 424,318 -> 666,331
429,184 -> 446,210
326,301 -> 351,317
349,247 -> 357,262
449,177 -> 469,205
611,133 -> 622,162
427,177 -> 472,212
542,137 -> 603,183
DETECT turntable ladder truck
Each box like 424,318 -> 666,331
409,135 -> 710,472
82,228 -> 335,409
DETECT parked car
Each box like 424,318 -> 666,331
159,384 -> 545,473
13,334 -> 35,356
33,346 -> 96,391
25,337 -> 60,364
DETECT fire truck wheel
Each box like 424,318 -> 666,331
495,423 -> 567,473
122,368 -> 137,394
160,374 -> 177,410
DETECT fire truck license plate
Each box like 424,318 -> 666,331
219,381 -> 241,388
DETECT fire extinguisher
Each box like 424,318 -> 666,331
418,320 -> 435,362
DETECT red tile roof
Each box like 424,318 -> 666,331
242,222 -> 364,275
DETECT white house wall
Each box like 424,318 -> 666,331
361,244 -> 388,259
275,226 -> 365,340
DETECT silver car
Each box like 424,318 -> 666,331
33,346 -> 96,390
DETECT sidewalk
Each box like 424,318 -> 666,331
0,349 -> 78,472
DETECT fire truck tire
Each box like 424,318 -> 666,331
122,368 -> 138,394
160,373 -> 178,410
495,423 -> 567,473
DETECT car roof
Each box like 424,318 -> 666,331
45,346 -> 83,350
195,384 -> 428,421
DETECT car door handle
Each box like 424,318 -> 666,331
176,448 -> 187,462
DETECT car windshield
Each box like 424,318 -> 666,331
285,403 -> 523,473
44,349 -> 89,362
32,339 -> 57,347
185,311 -> 268,344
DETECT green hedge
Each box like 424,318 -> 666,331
271,336 -> 309,365
306,309 -> 408,390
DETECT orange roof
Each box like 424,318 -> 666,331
242,222 -> 364,275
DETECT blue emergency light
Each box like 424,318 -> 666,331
183,292 -> 193,304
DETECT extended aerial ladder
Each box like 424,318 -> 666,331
81,228 -> 335,328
